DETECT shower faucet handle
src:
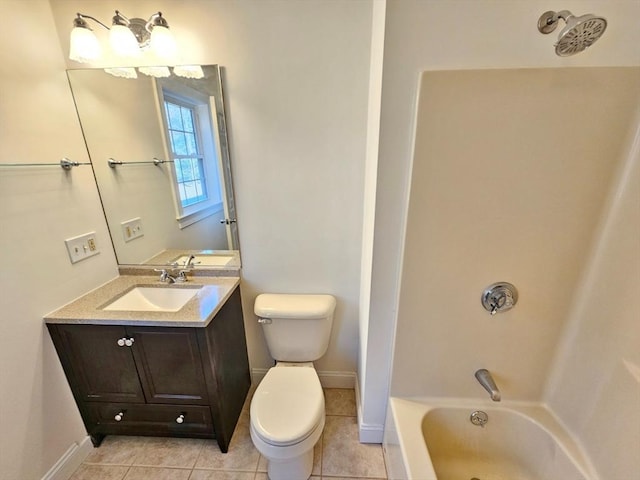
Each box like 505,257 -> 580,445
482,282 -> 518,315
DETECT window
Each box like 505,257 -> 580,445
158,86 -> 224,228
164,100 -> 207,208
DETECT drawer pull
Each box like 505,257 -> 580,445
176,414 -> 185,424
114,411 -> 125,422
117,337 -> 126,347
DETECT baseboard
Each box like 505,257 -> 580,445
42,436 -> 93,480
355,374 -> 385,443
358,421 -> 384,443
251,368 -> 356,389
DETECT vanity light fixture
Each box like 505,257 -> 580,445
172,65 -> 205,79
69,14 -> 106,63
139,66 -> 171,78
104,67 -> 138,79
69,10 -> 178,65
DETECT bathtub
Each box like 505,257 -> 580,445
383,397 -> 598,480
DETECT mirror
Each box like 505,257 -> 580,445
67,65 -> 240,268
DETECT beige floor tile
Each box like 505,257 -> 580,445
84,436 -> 148,466
190,470 -> 256,480
322,416 -> 387,479
124,466 -> 191,480
324,389 -> 356,416
194,417 -> 260,471
133,437 -> 205,468
321,478 -> 383,480
312,433 -> 322,475
69,464 -> 129,480
257,455 -> 267,473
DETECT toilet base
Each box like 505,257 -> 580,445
266,447 -> 313,480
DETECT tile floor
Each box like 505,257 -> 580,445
69,388 -> 388,480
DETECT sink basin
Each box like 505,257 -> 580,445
103,286 -> 201,312
173,254 -> 235,267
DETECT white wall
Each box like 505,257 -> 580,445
0,1 -> 118,478
367,0 -> 640,449
49,0 -> 372,378
545,111 -> 640,479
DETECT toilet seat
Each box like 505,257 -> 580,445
250,365 -> 324,447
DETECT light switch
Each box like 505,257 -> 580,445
65,232 -> 100,264
121,217 -> 144,242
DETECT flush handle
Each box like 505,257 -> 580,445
257,318 -> 272,324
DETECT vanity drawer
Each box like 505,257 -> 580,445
87,403 -> 215,437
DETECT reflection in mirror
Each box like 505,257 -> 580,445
67,65 -> 239,267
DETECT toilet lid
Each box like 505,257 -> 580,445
251,366 -> 324,446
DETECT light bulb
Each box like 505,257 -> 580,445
69,26 -> 101,63
109,24 -> 141,58
150,25 -> 177,60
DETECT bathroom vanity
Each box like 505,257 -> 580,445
45,275 -> 250,452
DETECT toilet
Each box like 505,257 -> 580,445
250,293 -> 336,480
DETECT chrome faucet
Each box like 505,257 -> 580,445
475,369 -> 501,402
184,254 -> 197,267
154,268 -> 189,283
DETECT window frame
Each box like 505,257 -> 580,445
156,84 -> 224,229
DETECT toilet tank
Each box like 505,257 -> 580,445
254,294 -> 336,362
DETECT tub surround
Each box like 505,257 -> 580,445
44,275 -> 240,327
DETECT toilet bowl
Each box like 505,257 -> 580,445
250,293 -> 336,480
250,363 -> 324,479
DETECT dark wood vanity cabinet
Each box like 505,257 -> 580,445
47,287 -> 250,452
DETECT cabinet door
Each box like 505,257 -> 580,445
127,326 -> 209,405
54,324 -> 145,403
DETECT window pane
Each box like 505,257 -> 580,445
182,159 -> 195,181
178,183 -> 187,204
171,131 -> 187,155
174,160 -> 186,182
166,102 -> 183,130
181,108 -> 194,133
185,132 -> 198,155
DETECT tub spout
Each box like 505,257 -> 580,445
475,369 -> 501,401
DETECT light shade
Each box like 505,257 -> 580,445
173,65 -> 205,79
69,26 -> 101,63
109,24 -> 141,58
150,25 -> 177,60
138,66 -> 171,78
104,67 -> 138,79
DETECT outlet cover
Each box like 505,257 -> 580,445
121,217 -> 144,242
65,232 -> 100,264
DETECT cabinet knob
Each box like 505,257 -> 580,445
124,338 -> 135,347
114,411 -> 124,422
117,338 -> 126,347
176,414 -> 185,424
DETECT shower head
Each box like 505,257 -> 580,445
537,10 -> 607,57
